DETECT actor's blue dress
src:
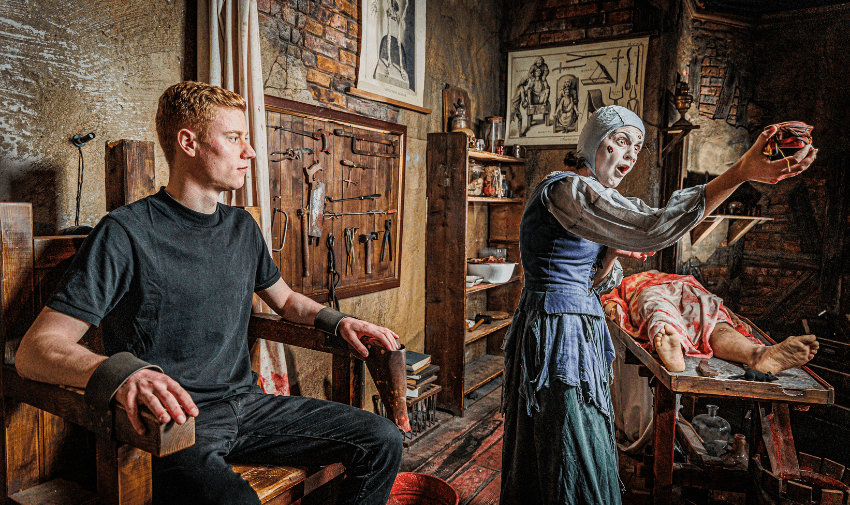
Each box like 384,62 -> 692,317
500,171 -> 705,504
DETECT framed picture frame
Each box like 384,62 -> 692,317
505,36 -> 649,147
353,0 -> 427,110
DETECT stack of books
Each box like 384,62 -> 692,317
406,351 -> 439,398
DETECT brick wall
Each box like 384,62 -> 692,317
514,0 -> 637,48
258,0 -> 397,119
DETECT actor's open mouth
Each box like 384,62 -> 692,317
616,164 -> 630,175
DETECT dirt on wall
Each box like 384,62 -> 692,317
1,0 -> 186,234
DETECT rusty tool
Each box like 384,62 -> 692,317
297,209 -> 310,277
343,227 -> 358,275
343,168 -> 358,188
304,161 -> 325,243
333,128 -> 399,158
340,159 -> 375,170
327,233 -> 340,310
468,314 -> 493,332
271,196 -> 289,253
380,218 -> 392,262
268,125 -> 332,154
324,209 -> 397,220
269,147 -> 313,162
326,194 -> 381,204
359,232 -> 379,274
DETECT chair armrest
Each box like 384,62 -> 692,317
248,313 -> 350,356
3,365 -> 194,457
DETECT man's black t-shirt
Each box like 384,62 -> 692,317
48,188 -> 281,405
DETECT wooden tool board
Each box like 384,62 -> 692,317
265,96 -> 406,302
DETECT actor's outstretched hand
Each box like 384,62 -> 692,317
339,318 -> 400,358
116,369 -> 199,435
737,125 -> 817,184
611,249 -> 655,262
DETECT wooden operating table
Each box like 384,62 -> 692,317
606,315 -> 834,504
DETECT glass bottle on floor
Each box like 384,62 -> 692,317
692,404 -> 733,456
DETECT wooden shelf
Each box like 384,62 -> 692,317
426,132 -> 523,416
466,275 -> 521,294
690,215 -> 774,247
468,149 -> 525,164
465,317 -> 512,345
468,196 -> 523,204
463,354 -> 505,396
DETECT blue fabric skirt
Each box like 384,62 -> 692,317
500,293 -> 621,504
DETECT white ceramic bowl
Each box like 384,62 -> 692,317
467,262 -> 516,284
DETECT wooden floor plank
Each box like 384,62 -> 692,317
468,471 -> 501,505
447,464 -> 495,505
471,437 -> 502,471
401,389 -> 502,472
416,416 -> 504,481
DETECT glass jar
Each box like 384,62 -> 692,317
484,116 -> 505,153
467,163 -> 484,196
692,405 -> 733,456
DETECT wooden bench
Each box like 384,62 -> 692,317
0,140 -> 383,504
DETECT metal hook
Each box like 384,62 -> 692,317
271,196 -> 289,252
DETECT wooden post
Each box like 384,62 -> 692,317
652,382 -> 676,504
96,436 -> 152,505
0,203 -> 40,497
105,140 -> 156,211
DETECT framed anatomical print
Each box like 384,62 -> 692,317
505,36 -> 649,147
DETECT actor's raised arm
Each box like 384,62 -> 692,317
703,125 -> 816,216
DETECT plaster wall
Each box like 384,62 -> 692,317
0,0 -> 506,408
0,0 -> 186,235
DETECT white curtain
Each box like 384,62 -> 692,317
198,0 -> 290,396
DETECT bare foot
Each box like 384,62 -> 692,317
751,334 -> 819,375
654,324 -> 686,372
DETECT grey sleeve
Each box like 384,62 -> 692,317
543,176 -> 706,252
592,259 -> 623,297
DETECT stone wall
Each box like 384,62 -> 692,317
0,0 -> 506,406
677,4 -> 850,329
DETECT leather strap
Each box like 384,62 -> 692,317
84,352 -> 163,412
314,307 -> 352,336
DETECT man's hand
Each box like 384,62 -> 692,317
339,318 -> 400,358
116,369 -> 199,435
737,125 -> 817,184
610,249 -> 656,262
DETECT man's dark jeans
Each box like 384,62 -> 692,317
152,391 -> 403,505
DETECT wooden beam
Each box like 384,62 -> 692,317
0,203 -> 40,496
690,217 -> 724,246
726,218 -> 760,246
105,140 -> 156,212
345,87 -> 432,115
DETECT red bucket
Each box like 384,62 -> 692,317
388,472 -> 459,505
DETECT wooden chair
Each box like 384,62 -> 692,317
0,140 -> 372,504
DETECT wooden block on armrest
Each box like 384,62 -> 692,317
3,366 -> 193,457
114,403 -> 194,457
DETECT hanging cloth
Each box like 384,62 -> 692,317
198,0 -> 289,396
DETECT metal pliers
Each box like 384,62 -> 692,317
380,219 -> 392,262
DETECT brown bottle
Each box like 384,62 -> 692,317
721,434 -> 748,470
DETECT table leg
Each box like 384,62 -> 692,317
652,383 -> 676,505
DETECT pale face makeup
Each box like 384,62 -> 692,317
593,126 -> 643,188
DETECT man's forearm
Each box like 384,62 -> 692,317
15,308 -> 104,388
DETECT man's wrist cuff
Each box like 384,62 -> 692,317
314,307 -> 353,336
84,352 -> 162,412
